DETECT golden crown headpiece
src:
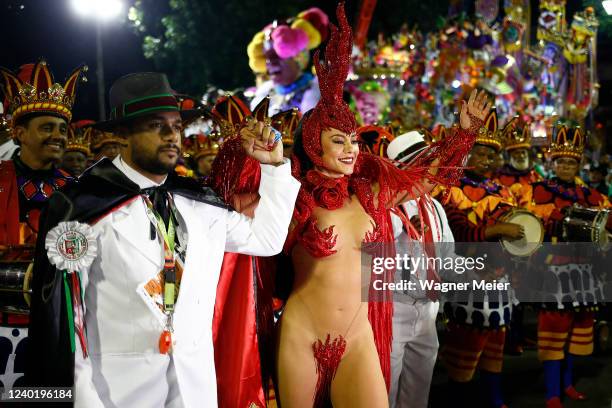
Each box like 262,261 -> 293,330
501,116 -> 531,151
209,94 -> 252,139
0,61 -> 87,123
548,121 -> 584,160
210,95 -> 300,145
422,124 -> 454,145
87,127 -> 127,151
65,125 -> 91,156
271,107 -> 301,146
190,134 -> 219,160
476,109 -> 503,152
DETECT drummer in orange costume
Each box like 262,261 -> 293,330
494,116 -> 544,355
441,109 -> 523,408
530,121 -> 611,408
495,116 -> 543,208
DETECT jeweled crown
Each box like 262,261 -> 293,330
501,116 -> 531,151
475,109 -> 503,152
548,121 -> 584,159
65,125 -> 91,156
0,61 -> 86,123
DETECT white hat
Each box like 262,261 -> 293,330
386,130 -> 428,163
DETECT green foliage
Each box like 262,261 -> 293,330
128,0 -> 317,95
128,0 -> 452,95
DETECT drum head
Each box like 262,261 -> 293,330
501,210 -> 544,257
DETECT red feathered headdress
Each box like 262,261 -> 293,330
301,2 -> 357,168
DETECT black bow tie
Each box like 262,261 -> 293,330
142,186 -> 171,239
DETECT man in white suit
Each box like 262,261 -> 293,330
26,72 -> 300,407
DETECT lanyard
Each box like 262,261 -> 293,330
142,193 -> 177,313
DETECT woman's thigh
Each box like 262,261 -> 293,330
331,326 -> 389,408
276,317 -> 318,407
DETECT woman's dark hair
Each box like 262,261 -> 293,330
292,110 -> 315,176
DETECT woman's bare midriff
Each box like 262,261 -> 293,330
287,196 -> 374,336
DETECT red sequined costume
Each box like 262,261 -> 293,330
210,4 -> 481,406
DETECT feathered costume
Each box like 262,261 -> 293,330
209,3 -> 482,406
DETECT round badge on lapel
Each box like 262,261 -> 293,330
45,221 -> 98,272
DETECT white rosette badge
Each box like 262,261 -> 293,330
46,221 -> 98,272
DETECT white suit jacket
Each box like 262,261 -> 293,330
74,156 -> 300,407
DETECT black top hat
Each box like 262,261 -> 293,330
93,72 -> 203,131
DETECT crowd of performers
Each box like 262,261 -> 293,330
1,2 -> 612,408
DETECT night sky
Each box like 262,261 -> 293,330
1,0 -> 153,121
1,0 -> 611,126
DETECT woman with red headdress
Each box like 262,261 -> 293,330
210,3 -> 492,406
271,4 -> 493,407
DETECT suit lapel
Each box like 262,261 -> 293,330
111,197 -> 162,268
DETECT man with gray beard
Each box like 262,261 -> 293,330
495,116 -> 543,356
495,116 -> 543,208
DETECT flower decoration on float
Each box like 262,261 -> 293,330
352,25 -> 420,81
536,0 -> 568,46
563,7 -> 598,65
247,7 -> 329,74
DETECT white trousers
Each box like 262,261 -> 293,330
165,357 -> 184,407
389,301 -> 439,408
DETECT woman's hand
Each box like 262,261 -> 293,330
459,89 -> 492,131
240,117 -> 284,165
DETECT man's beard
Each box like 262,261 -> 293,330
132,149 -> 177,175
510,156 -> 530,171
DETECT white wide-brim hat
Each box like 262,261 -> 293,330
386,130 -> 428,163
